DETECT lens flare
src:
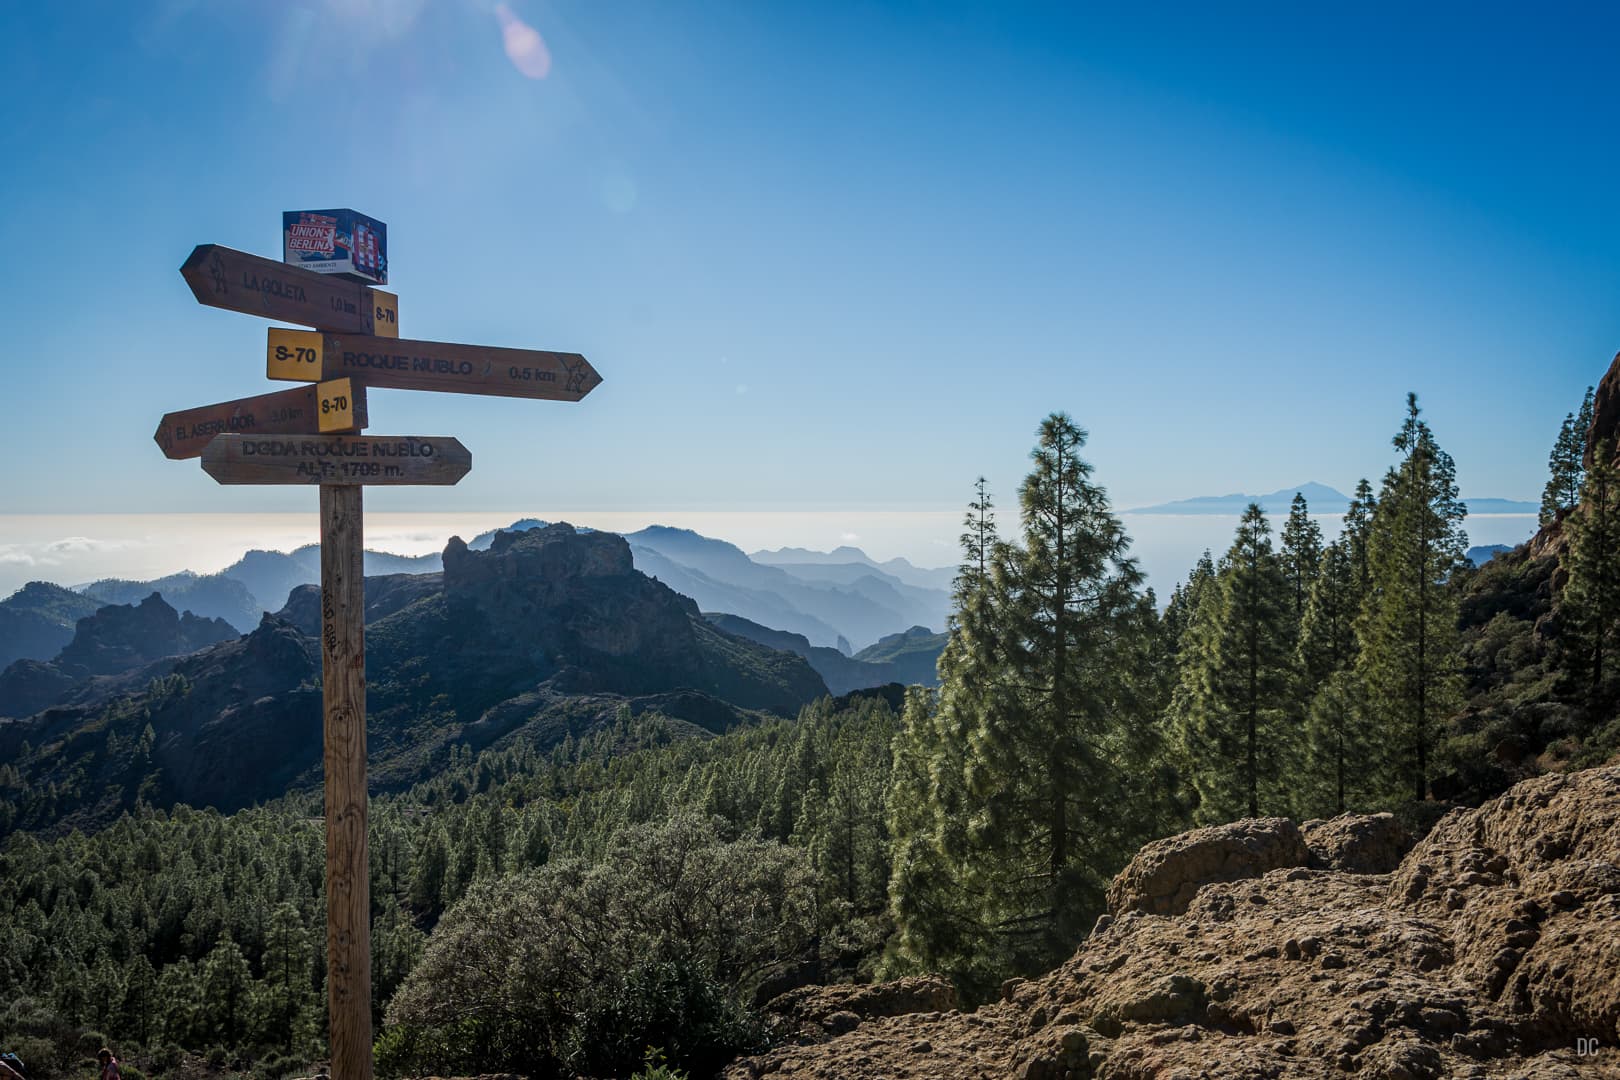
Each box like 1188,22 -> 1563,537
495,3 -> 551,79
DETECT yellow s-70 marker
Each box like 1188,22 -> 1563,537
268,328 -> 324,382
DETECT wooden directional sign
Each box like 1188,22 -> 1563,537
265,329 -> 602,402
167,224 -> 609,1080
181,245 -> 400,338
201,434 -> 471,486
154,380 -> 367,459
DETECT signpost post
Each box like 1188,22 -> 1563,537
161,220 -> 599,1080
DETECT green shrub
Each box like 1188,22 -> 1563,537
380,813 -> 813,1079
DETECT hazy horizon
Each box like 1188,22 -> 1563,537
0,507 -> 1540,606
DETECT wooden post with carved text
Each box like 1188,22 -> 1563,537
165,227 -> 601,1080
320,484 -> 371,1080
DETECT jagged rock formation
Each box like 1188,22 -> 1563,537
2,526 -> 831,834
54,592 -> 237,677
725,766 -> 1620,1079
80,571 -> 262,633
0,592 -> 237,717
275,572 -> 443,635
359,525 -> 827,722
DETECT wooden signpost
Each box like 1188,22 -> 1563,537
265,329 -> 602,401
154,380 -> 367,458
160,223 -> 600,1080
181,244 -> 399,338
201,434 -> 471,485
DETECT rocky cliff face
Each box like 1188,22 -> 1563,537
54,592 -> 237,677
727,765 -> 1620,1079
0,592 -> 238,717
364,525 -> 827,725
3,526 -> 831,834
1585,349 -> 1620,471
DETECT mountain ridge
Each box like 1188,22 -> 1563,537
60,521 -> 949,653
0,525 -> 832,835
1127,482 -> 1537,515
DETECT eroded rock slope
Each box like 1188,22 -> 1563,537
728,766 -> 1620,1079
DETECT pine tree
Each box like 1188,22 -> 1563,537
1542,386 -> 1595,524
1560,439 -> 1620,706
1303,670 -> 1375,816
118,953 -> 159,1047
889,417 -> 1153,980
884,481 -> 1004,980
259,901 -> 311,1052
1355,393 -> 1468,803
408,826 -> 449,913
1297,542 -> 1370,814
962,414 -> 1145,966
1162,550 -> 1215,658
1343,479 -> 1377,596
201,936 -> 252,1045
1280,493 -> 1324,626
1173,504 -> 1296,821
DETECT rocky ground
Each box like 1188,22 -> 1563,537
725,765 -> 1620,1079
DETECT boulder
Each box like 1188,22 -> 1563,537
1105,816 -> 1309,917
1302,811 -> 1412,873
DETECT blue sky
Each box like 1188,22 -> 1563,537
1,2 -> 1616,527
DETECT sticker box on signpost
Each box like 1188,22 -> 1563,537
282,209 -> 388,285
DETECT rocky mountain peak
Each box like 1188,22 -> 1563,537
444,522 -> 646,600
55,591 -> 236,678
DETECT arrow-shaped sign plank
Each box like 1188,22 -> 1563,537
266,329 -> 602,402
154,380 -> 367,459
182,245 -> 399,338
201,434 -> 471,486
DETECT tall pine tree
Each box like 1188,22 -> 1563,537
966,414 -> 1146,966
1280,492 -> 1324,626
1355,393 -> 1468,803
1173,504 -> 1295,821
1297,541 -> 1371,815
891,415 -> 1151,980
1162,550 -> 1216,659
1560,439 -> 1620,707
1541,386 -> 1595,524
1343,478 -> 1377,596
884,481 -> 1003,981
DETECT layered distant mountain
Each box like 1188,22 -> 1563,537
0,592 -> 238,719
706,614 -> 946,694
79,521 -> 951,653
0,526 -> 831,835
81,571 -> 262,633
220,546 -> 442,624
0,581 -> 103,668
1127,482 -> 1536,516
627,527 -> 949,650
751,546 -> 957,591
